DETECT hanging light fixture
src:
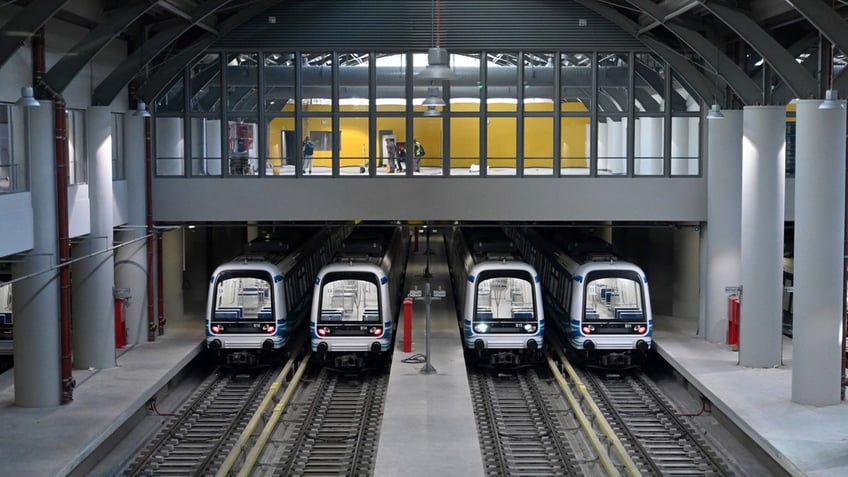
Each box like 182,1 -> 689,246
417,0 -> 457,82
422,87 -> 446,107
423,105 -> 441,117
134,100 -> 151,118
819,89 -> 843,110
16,86 -> 40,108
706,102 -> 725,120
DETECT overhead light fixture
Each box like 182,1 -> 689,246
706,102 -> 724,120
416,1 -> 456,82
16,86 -> 40,108
134,101 -> 151,118
423,105 -> 441,117
422,87 -> 446,107
819,89 -> 844,110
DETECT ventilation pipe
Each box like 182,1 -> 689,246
33,30 -> 74,403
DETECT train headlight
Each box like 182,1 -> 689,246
634,325 -> 647,333
317,327 -> 330,337
211,324 -> 223,334
369,327 -> 384,337
264,324 -> 276,334
523,323 -> 537,333
474,323 -> 489,333
581,325 -> 595,334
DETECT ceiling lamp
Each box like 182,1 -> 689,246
134,101 -> 151,117
819,89 -> 844,110
16,86 -> 40,108
422,87 -> 446,107
706,102 -> 724,120
417,47 -> 457,81
423,105 -> 441,117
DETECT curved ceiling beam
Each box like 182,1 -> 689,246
572,0 -> 716,105
139,0 -> 281,102
623,0 -> 762,104
43,1 -> 155,94
92,0 -> 233,105
784,0 -> 848,73
0,0 -> 71,70
701,1 -> 817,100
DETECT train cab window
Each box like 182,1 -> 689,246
585,273 -> 644,321
213,273 -> 273,320
475,276 -> 534,321
319,277 -> 380,323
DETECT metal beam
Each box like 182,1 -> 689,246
42,1 -> 155,94
0,0 -> 71,70
702,0 -> 817,99
92,0 -> 233,105
156,0 -> 218,34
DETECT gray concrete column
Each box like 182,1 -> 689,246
72,107 -> 115,369
672,226 -> 699,319
791,99 -> 847,405
638,117 -> 663,175
703,110 -> 743,343
670,116 -> 689,175
114,113 -> 149,344
12,102 -> 61,407
739,106 -> 785,368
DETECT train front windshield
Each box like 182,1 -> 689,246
473,272 -> 538,333
318,274 -> 381,324
212,272 -> 273,321
584,271 -> 645,321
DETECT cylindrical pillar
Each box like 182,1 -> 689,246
792,99 -> 847,405
607,119 -> 624,174
671,116 -> 690,175
703,110 -> 743,343
638,117 -> 663,175
597,121 -> 608,173
72,106 -> 115,369
739,106 -> 785,368
115,113 -> 149,344
13,102 -> 61,407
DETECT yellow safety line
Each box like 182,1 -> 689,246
215,344 -> 307,477
549,345 -> 642,477
237,352 -> 311,477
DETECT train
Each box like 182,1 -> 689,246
310,226 -> 409,369
206,227 -> 350,365
508,227 -> 652,369
445,226 -> 545,367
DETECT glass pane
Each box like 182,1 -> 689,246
486,52 -> 518,112
561,113 -> 590,176
340,52 -> 370,113
340,116 -> 367,175
598,53 -> 629,114
302,52 -> 333,104
303,116 -> 332,175
264,52 -> 295,113
155,117 -> 185,176
488,116 -> 516,174
634,53 -> 665,113
227,118 -> 258,175
562,53 -> 592,112
267,116 -> 296,176
1,104 -> 22,193
671,116 -> 700,176
157,72 -> 186,114
523,53 -> 555,103
523,115 -> 552,175
213,275 -> 272,319
376,53 -> 407,104
451,117 -> 480,176
585,276 -> 644,321
412,117 -> 442,175
671,71 -> 699,113
597,115 -> 627,175
190,117 -> 222,176
452,53 -> 482,107
475,276 -> 535,325
635,116 -> 664,175
227,53 -> 258,112
376,117 -> 406,176
319,278 -> 380,323
189,53 -> 219,114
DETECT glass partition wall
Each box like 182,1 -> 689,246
154,51 -> 702,178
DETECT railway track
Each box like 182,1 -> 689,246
257,367 -> 389,475
581,368 -> 734,476
122,365 -> 275,476
468,365 -> 595,476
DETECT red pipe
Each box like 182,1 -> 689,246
145,117 -> 156,341
34,29 -> 74,403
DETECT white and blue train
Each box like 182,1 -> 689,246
446,227 -> 544,367
509,227 -> 652,369
206,227 -> 349,365
311,226 -> 409,369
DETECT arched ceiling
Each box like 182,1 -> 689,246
1,0 -> 845,108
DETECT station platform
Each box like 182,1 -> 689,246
1,242 -> 847,476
